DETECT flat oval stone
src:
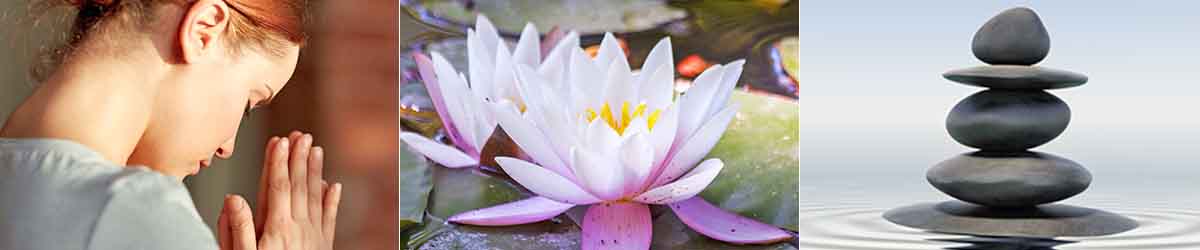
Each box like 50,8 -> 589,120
927,151 -> 1091,207
947,89 -> 1070,151
884,201 -> 1138,238
944,65 -> 1087,89
972,7 -> 1051,65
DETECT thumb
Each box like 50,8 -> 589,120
225,195 -> 258,250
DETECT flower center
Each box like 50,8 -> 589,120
584,102 -> 661,135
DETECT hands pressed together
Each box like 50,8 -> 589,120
218,131 -> 342,250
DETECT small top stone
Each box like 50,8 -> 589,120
972,7 -> 1051,65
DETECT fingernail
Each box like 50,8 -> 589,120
279,138 -> 289,149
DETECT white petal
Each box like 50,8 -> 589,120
676,64 -> 726,141
474,15 -> 502,55
601,57 -> 635,108
634,158 -> 723,204
585,117 -> 622,155
707,60 -> 744,118
619,131 -> 654,196
569,47 -> 603,110
649,103 -> 680,169
653,103 -> 738,187
593,32 -> 626,72
636,38 -> 673,103
496,157 -> 601,205
490,101 -> 574,180
538,31 -> 579,92
571,148 -> 624,201
454,73 -> 484,151
400,132 -> 477,168
492,42 -> 519,102
641,63 -> 675,111
431,52 -> 479,152
519,66 -> 575,162
513,23 -> 541,67
467,29 -> 495,101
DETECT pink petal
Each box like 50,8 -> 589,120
448,196 -> 573,226
495,157 -> 601,205
411,52 -> 475,157
400,132 -> 477,168
651,103 -> 739,187
634,159 -> 722,204
582,202 -> 652,250
670,197 -> 792,244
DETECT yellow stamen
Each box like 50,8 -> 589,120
599,103 -> 616,131
583,102 -> 661,135
647,110 -> 661,130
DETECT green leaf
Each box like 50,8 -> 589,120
699,91 -> 799,231
414,218 -> 581,250
426,165 -> 527,219
401,144 -> 434,230
405,0 -> 687,35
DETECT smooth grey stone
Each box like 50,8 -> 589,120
884,201 -> 1138,238
972,7 -> 1051,65
944,65 -> 1087,90
947,90 -> 1070,151
927,151 -> 1091,207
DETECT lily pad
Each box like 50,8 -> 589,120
698,91 -> 799,231
417,218 -> 581,250
402,0 -> 687,36
401,144 -> 434,230
426,164 -> 527,219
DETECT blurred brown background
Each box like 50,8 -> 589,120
0,1 -> 399,249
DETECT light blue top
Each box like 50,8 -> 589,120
0,138 -> 217,250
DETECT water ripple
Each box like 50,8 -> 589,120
797,203 -> 1200,250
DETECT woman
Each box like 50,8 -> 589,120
0,0 -> 341,249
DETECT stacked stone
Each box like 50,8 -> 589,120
928,7 -> 1091,208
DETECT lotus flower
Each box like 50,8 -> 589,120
402,16 -> 579,168
444,31 -> 793,249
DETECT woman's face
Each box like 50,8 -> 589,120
129,43 -> 300,179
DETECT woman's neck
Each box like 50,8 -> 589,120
0,51 -> 166,166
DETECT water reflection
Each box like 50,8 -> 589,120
930,235 -> 1073,250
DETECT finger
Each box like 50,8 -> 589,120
266,137 -> 292,231
256,137 -> 279,237
322,182 -> 342,244
218,196 -> 232,250
290,133 -> 312,221
227,195 -> 258,250
308,146 -> 325,225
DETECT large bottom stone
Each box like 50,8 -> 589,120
884,201 -> 1138,238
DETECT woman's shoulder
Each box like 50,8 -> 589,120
0,138 -> 217,250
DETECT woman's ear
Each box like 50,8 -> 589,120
178,0 -> 231,64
